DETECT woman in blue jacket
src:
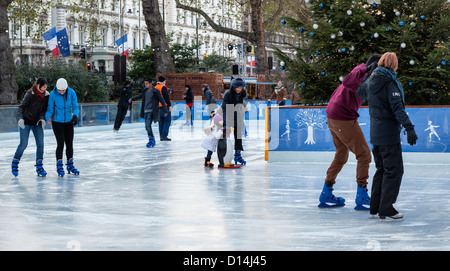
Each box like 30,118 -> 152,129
45,78 -> 80,177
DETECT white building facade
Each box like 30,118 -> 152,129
8,0 -> 242,73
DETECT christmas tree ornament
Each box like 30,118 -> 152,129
395,11 -> 401,16
347,10 -> 352,15
310,32 -> 314,37
338,31 -> 343,36
374,32 -> 379,38
301,82 -> 306,87
313,23 -> 319,29
299,28 -> 304,33
408,82 -> 413,86
410,22 -> 416,26
319,3 -> 324,8
399,21 -> 404,26
281,19 -> 286,25
321,71 -> 326,76
360,22 -> 365,27
420,15 -> 425,20
441,60 -> 447,65
316,50 -> 321,55
385,27 -> 390,31
409,60 -> 415,65
341,48 -> 346,52
401,42 -> 406,48
350,46 -> 355,51
330,33 -> 336,39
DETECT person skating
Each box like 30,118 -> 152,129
45,78 -> 80,177
221,78 -> 247,166
129,78 -> 168,147
203,83 -> 218,118
183,85 -> 194,126
356,52 -> 418,220
113,80 -> 133,132
11,78 -> 50,177
319,54 -> 381,209
155,76 -> 172,141
201,113 -> 223,168
268,80 -> 287,106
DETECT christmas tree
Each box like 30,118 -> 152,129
276,0 -> 449,105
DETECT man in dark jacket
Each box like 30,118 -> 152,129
113,80 -> 133,131
356,52 -> 417,219
155,76 -> 172,141
130,78 -> 168,147
203,83 -> 217,118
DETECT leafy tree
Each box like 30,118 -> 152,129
276,0 -> 450,105
15,60 -> 110,103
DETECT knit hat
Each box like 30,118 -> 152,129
158,76 -> 166,82
231,78 -> 245,88
56,78 -> 68,90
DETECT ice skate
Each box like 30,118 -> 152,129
56,159 -> 65,177
146,136 -> 155,148
234,150 -> 246,165
204,158 -> 214,168
354,185 -> 370,211
35,159 -> 47,177
379,212 -> 403,220
11,158 -> 19,177
318,183 -> 345,208
66,158 -> 80,175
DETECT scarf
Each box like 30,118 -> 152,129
373,66 -> 405,104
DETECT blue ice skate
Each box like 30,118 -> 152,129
35,159 -> 47,177
56,159 -> 65,177
318,183 -> 345,208
234,150 -> 246,165
354,186 -> 370,211
146,136 -> 155,148
66,158 -> 80,175
11,158 -> 19,177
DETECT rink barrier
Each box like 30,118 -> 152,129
0,100 -> 281,133
265,105 -> 450,161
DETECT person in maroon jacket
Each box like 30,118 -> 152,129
318,54 -> 381,210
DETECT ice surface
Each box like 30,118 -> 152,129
1,120 -> 450,251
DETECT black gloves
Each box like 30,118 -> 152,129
71,115 -> 78,126
404,123 -> 418,146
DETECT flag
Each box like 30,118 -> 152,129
42,27 -> 59,58
56,28 -> 71,57
115,35 -> 129,58
247,55 -> 255,67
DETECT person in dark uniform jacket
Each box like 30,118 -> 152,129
113,80 -> 133,131
356,52 -> 418,220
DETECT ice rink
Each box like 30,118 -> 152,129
1,119 -> 450,251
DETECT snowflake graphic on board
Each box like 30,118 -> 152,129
294,109 -> 326,145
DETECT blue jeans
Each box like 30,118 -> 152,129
14,124 -> 44,161
144,112 -> 155,138
159,111 -> 171,138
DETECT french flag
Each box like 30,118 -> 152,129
42,27 -> 59,59
115,35 -> 129,58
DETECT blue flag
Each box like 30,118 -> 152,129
56,28 -> 70,57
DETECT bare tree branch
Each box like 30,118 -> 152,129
174,0 -> 255,42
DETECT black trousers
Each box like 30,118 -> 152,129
370,143 -> 404,216
114,106 -> 128,130
52,121 -> 74,161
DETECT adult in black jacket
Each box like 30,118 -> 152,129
220,78 -> 247,166
130,79 -> 168,147
203,83 -> 217,118
356,52 -> 418,219
12,78 -> 50,177
113,80 -> 133,131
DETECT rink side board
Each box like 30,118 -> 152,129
266,106 -> 450,161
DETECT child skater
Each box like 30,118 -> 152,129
201,112 -> 223,168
